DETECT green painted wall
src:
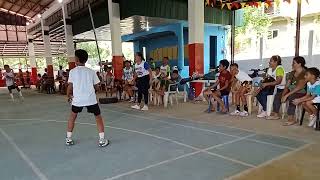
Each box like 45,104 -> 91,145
71,0 -> 242,36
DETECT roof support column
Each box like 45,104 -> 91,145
27,36 -> 37,84
62,3 -> 75,69
188,0 -> 204,97
177,23 -> 185,72
108,0 -> 123,80
41,19 -> 53,77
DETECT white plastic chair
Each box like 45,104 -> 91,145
164,83 -> 187,108
263,88 -> 286,117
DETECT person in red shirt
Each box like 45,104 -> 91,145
204,59 -> 232,113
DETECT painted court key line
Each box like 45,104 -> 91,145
104,134 -> 256,180
0,128 -> 49,180
105,108 -> 298,150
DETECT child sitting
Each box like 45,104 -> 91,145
123,61 -> 135,101
168,69 -> 182,91
293,67 -> 320,128
104,67 -> 114,97
229,63 -> 253,117
203,59 -> 232,113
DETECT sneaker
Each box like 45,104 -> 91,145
313,121 -> 317,129
257,111 -> 267,118
239,111 -> 249,117
131,104 -> 141,110
98,138 -> 109,147
230,110 -> 240,116
129,97 -> 135,103
141,105 -> 149,111
308,115 -> 316,127
65,137 -> 74,146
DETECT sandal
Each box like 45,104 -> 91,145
283,121 -> 297,126
266,116 -> 280,120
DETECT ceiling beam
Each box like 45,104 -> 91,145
7,0 -> 19,11
15,0 -> 32,15
30,0 -> 55,18
23,0 -> 42,17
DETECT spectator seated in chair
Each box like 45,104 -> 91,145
281,56 -> 307,126
159,57 -> 171,96
123,60 -> 135,101
25,71 -> 31,88
229,63 -> 253,117
36,74 -> 42,91
203,59 -> 232,113
255,55 -> 286,119
168,69 -> 182,91
96,71 -> 103,92
105,66 -> 115,97
293,67 -> 320,128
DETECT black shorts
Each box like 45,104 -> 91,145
71,104 -> 101,116
8,85 -> 20,93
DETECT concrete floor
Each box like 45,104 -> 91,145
0,88 -> 319,180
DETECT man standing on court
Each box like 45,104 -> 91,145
65,49 -> 109,147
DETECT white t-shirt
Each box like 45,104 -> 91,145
68,66 -> 100,106
2,71 -> 15,86
123,67 -> 134,81
135,61 -> 150,78
236,70 -> 252,83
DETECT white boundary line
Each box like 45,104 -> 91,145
103,109 -> 298,150
0,118 -> 312,180
0,121 -> 44,128
0,115 -> 301,151
109,104 -> 311,144
0,128 -> 49,180
104,134 -> 256,180
224,143 -> 314,180
0,119 -> 256,169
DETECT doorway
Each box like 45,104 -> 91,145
209,36 -> 217,69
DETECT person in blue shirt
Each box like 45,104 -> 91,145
293,67 -> 320,128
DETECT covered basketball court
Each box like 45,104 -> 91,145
1,0 -> 320,180
0,90 -> 311,180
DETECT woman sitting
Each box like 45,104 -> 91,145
256,55 -> 286,118
279,57 -> 307,125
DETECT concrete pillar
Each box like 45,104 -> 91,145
177,23 -> 185,71
188,0 -> 204,97
108,0 -> 123,80
27,36 -> 37,84
259,37 -> 263,62
41,18 -> 53,77
62,3 -> 75,69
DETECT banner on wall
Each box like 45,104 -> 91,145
205,0 -> 308,10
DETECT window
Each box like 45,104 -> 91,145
267,30 -> 279,39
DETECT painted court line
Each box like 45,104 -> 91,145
105,109 -> 297,150
110,105 -> 311,144
0,128 -> 49,180
224,143 -> 313,180
0,121 -> 44,128
43,120 -> 256,168
104,134 -> 256,180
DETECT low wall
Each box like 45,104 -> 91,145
235,54 -> 320,73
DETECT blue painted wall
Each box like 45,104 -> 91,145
122,22 -> 227,78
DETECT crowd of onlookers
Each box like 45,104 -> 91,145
3,53 -> 319,129
95,56 -> 182,105
117,53 -> 320,129
201,55 -> 320,129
